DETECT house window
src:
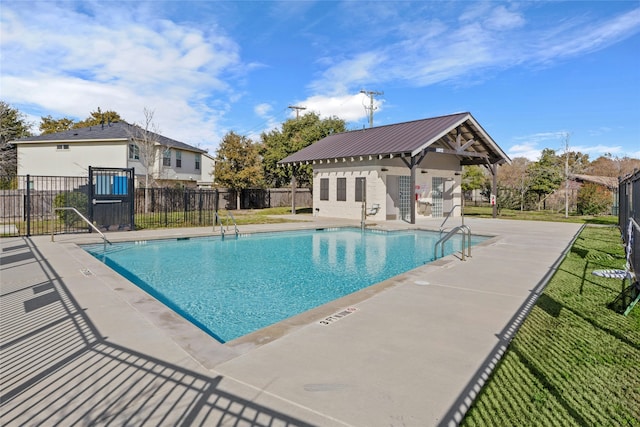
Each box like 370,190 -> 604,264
128,144 -> 139,160
337,178 -> 346,201
320,178 -> 329,200
355,177 -> 366,202
56,144 -> 69,150
176,151 -> 182,168
195,154 -> 201,170
163,149 -> 171,166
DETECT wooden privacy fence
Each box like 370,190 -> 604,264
0,175 -> 312,236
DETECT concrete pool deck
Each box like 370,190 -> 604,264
0,216 -> 583,426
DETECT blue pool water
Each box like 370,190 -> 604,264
83,228 -> 487,342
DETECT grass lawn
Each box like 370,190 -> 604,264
464,206 -> 618,225
461,225 -> 640,426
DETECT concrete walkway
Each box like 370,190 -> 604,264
0,216 -> 583,426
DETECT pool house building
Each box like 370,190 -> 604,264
280,112 -> 511,224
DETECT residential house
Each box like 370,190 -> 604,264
280,112 -> 510,223
13,121 -> 215,189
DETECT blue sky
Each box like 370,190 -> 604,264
1,1 -> 639,160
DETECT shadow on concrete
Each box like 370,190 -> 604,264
0,237 -> 315,426
436,225 -> 584,427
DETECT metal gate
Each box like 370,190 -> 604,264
88,167 -> 135,231
399,176 -> 411,222
432,177 -> 444,217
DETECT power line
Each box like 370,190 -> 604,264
360,89 -> 383,128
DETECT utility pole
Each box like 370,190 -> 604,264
360,89 -> 383,128
288,105 -> 306,119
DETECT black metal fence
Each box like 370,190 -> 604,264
0,175 -> 90,237
618,170 -> 640,277
1,175 -> 312,236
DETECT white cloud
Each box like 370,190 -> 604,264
571,144 -> 623,156
295,93 -> 380,123
484,5 -> 525,31
507,142 -> 543,161
309,52 -> 386,95
0,1 -> 242,153
254,103 -> 273,118
533,8 -> 640,63
307,5 -> 640,95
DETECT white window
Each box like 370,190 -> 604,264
176,151 -> 182,168
56,144 -> 69,150
163,149 -> 171,166
128,144 -> 139,160
195,154 -> 201,170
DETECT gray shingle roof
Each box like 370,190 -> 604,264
280,112 -> 510,165
12,121 -> 206,153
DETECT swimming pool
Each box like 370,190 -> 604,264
83,228 -> 487,343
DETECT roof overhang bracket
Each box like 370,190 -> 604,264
425,147 -> 488,159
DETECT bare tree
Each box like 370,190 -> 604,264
126,108 -> 162,212
498,157 -> 532,211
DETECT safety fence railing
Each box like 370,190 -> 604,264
1,175 -> 312,236
619,169 -> 640,277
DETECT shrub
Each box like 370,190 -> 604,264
576,183 -> 611,215
53,191 -> 89,225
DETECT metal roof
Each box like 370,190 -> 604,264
12,121 -> 207,154
280,112 -> 510,165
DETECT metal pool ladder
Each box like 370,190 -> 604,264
214,211 -> 239,238
434,225 -> 471,261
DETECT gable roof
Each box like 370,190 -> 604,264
280,112 -> 510,166
570,174 -> 619,189
12,121 -> 207,154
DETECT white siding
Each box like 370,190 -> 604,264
18,141 -> 127,177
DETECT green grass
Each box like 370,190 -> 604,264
133,207 -> 313,230
461,225 -> 640,426
464,206 -> 619,225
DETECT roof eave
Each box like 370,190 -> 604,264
12,138 -> 129,144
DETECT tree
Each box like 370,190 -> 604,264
566,151 -> 590,174
528,148 -> 563,207
588,154 -> 640,178
461,165 -> 487,205
576,183 -> 612,215
75,107 -> 122,128
127,108 -> 162,212
497,157 -> 532,210
260,112 -> 346,188
214,131 -> 263,209
40,108 -> 123,134
0,101 -> 33,187
39,115 -> 75,134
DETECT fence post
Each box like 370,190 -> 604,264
198,190 -> 203,225
26,174 -> 31,236
129,168 -> 135,230
164,188 -> 168,227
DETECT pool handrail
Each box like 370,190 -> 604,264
434,224 -> 471,261
439,204 -> 463,233
51,207 -> 112,251
214,211 -> 239,237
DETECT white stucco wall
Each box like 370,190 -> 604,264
313,161 -> 386,221
311,153 -> 462,221
17,141 -> 127,177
